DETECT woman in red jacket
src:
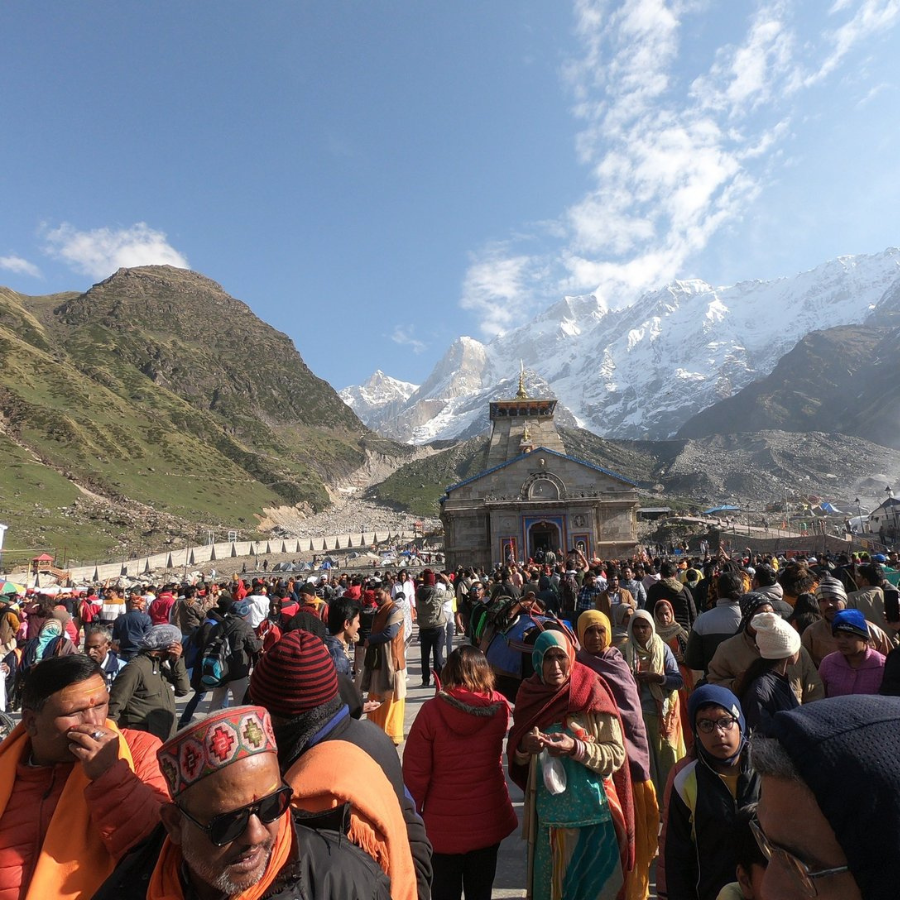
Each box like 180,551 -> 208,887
403,645 -> 517,900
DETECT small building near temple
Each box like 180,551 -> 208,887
440,372 -> 640,570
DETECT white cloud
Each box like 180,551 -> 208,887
790,0 -> 900,90
460,246 -> 547,338
43,222 -> 189,280
457,0 -> 900,333
390,326 -> 426,354
0,255 -> 42,278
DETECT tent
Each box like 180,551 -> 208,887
702,505 -> 741,516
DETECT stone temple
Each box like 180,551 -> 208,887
440,373 -> 640,570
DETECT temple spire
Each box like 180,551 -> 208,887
515,360 -> 529,399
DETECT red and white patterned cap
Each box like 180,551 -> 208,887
157,705 -> 277,797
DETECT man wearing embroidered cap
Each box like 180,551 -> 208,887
0,655 -> 168,900
94,705 -> 391,900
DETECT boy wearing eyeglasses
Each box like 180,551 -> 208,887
657,685 -> 761,900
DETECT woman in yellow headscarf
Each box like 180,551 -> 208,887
576,611 -> 660,900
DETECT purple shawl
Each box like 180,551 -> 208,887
576,645 -> 653,782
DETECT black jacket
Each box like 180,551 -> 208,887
294,712 -> 434,899
91,808 -> 392,900
661,751 -> 760,900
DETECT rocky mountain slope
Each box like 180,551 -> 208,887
345,248 -> 900,444
678,276 -> 900,449
371,426 -> 900,517
0,267 -> 411,562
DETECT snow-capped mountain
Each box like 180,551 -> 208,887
339,370 -> 418,430
345,249 -> 900,443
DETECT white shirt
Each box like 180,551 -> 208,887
246,593 -> 269,629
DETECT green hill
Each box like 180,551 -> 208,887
0,266 -> 409,566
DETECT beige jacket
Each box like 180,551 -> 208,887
707,630 -> 824,703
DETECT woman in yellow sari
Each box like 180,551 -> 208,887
576,610 -> 660,900
623,610 -> 686,796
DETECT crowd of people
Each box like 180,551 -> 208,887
0,546 -> 899,899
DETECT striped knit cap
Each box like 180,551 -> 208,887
815,574 -> 848,604
157,705 -> 276,797
249,629 -> 338,717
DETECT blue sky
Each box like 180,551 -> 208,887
2,1 -> 899,390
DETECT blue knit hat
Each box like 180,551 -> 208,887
771,696 -> 900,899
688,684 -> 747,767
831,608 -> 868,641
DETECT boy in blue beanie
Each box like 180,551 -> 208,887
658,685 -> 760,900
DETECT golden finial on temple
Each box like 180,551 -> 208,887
516,360 -> 529,399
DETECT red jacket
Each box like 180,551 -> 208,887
0,729 -> 169,900
403,687 -> 517,854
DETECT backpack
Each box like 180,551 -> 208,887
560,574 -> 578,614
199,620 -> 238,688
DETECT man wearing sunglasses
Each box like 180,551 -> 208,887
94,705 -> 390,899
751,695 -> 900,900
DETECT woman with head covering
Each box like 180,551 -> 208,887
577,611 -> 659,900
610,602 -> 634,650
623,609 -> 685,796
653,598 -> 694,748
818,608 -> 886,697
508,630 -> 634,900
657,685 -> 761,900
734,612 -> 800,736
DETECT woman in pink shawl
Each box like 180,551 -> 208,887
576,610 -> 659,900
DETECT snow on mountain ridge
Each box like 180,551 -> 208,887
345,248 -> 900,444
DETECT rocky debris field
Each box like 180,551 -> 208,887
258,497 -> 441,540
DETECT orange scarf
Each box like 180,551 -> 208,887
0,720 -> 135,900
147,809 -> 293,900
286,739 -> 416,900
371,600 -> 406,672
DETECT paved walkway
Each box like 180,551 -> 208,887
399,633 -> 526,898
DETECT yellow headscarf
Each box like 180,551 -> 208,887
576,609 -> 612,651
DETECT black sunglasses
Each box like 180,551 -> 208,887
178,784 -> 293,846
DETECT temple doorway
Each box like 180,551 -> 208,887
528,522 -> 560,560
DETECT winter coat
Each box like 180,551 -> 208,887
403,687 -> 517,855
683,601 -> 742,674
415,586 -> 447,630
0,728 -> 169,900
107,652 -> 190,741
658,750 -> 760,900
707,630 -> 824,704
740,669 -> 798,736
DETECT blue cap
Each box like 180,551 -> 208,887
831,608 -> 868,640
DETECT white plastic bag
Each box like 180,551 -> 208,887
540,749 -> 567,795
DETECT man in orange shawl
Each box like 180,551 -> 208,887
94,705 -> 391,899
249,629 -> 427,900
0,655 -> 168,900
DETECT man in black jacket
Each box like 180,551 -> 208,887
647,559 -> 698,629
249,629 -> 433,899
